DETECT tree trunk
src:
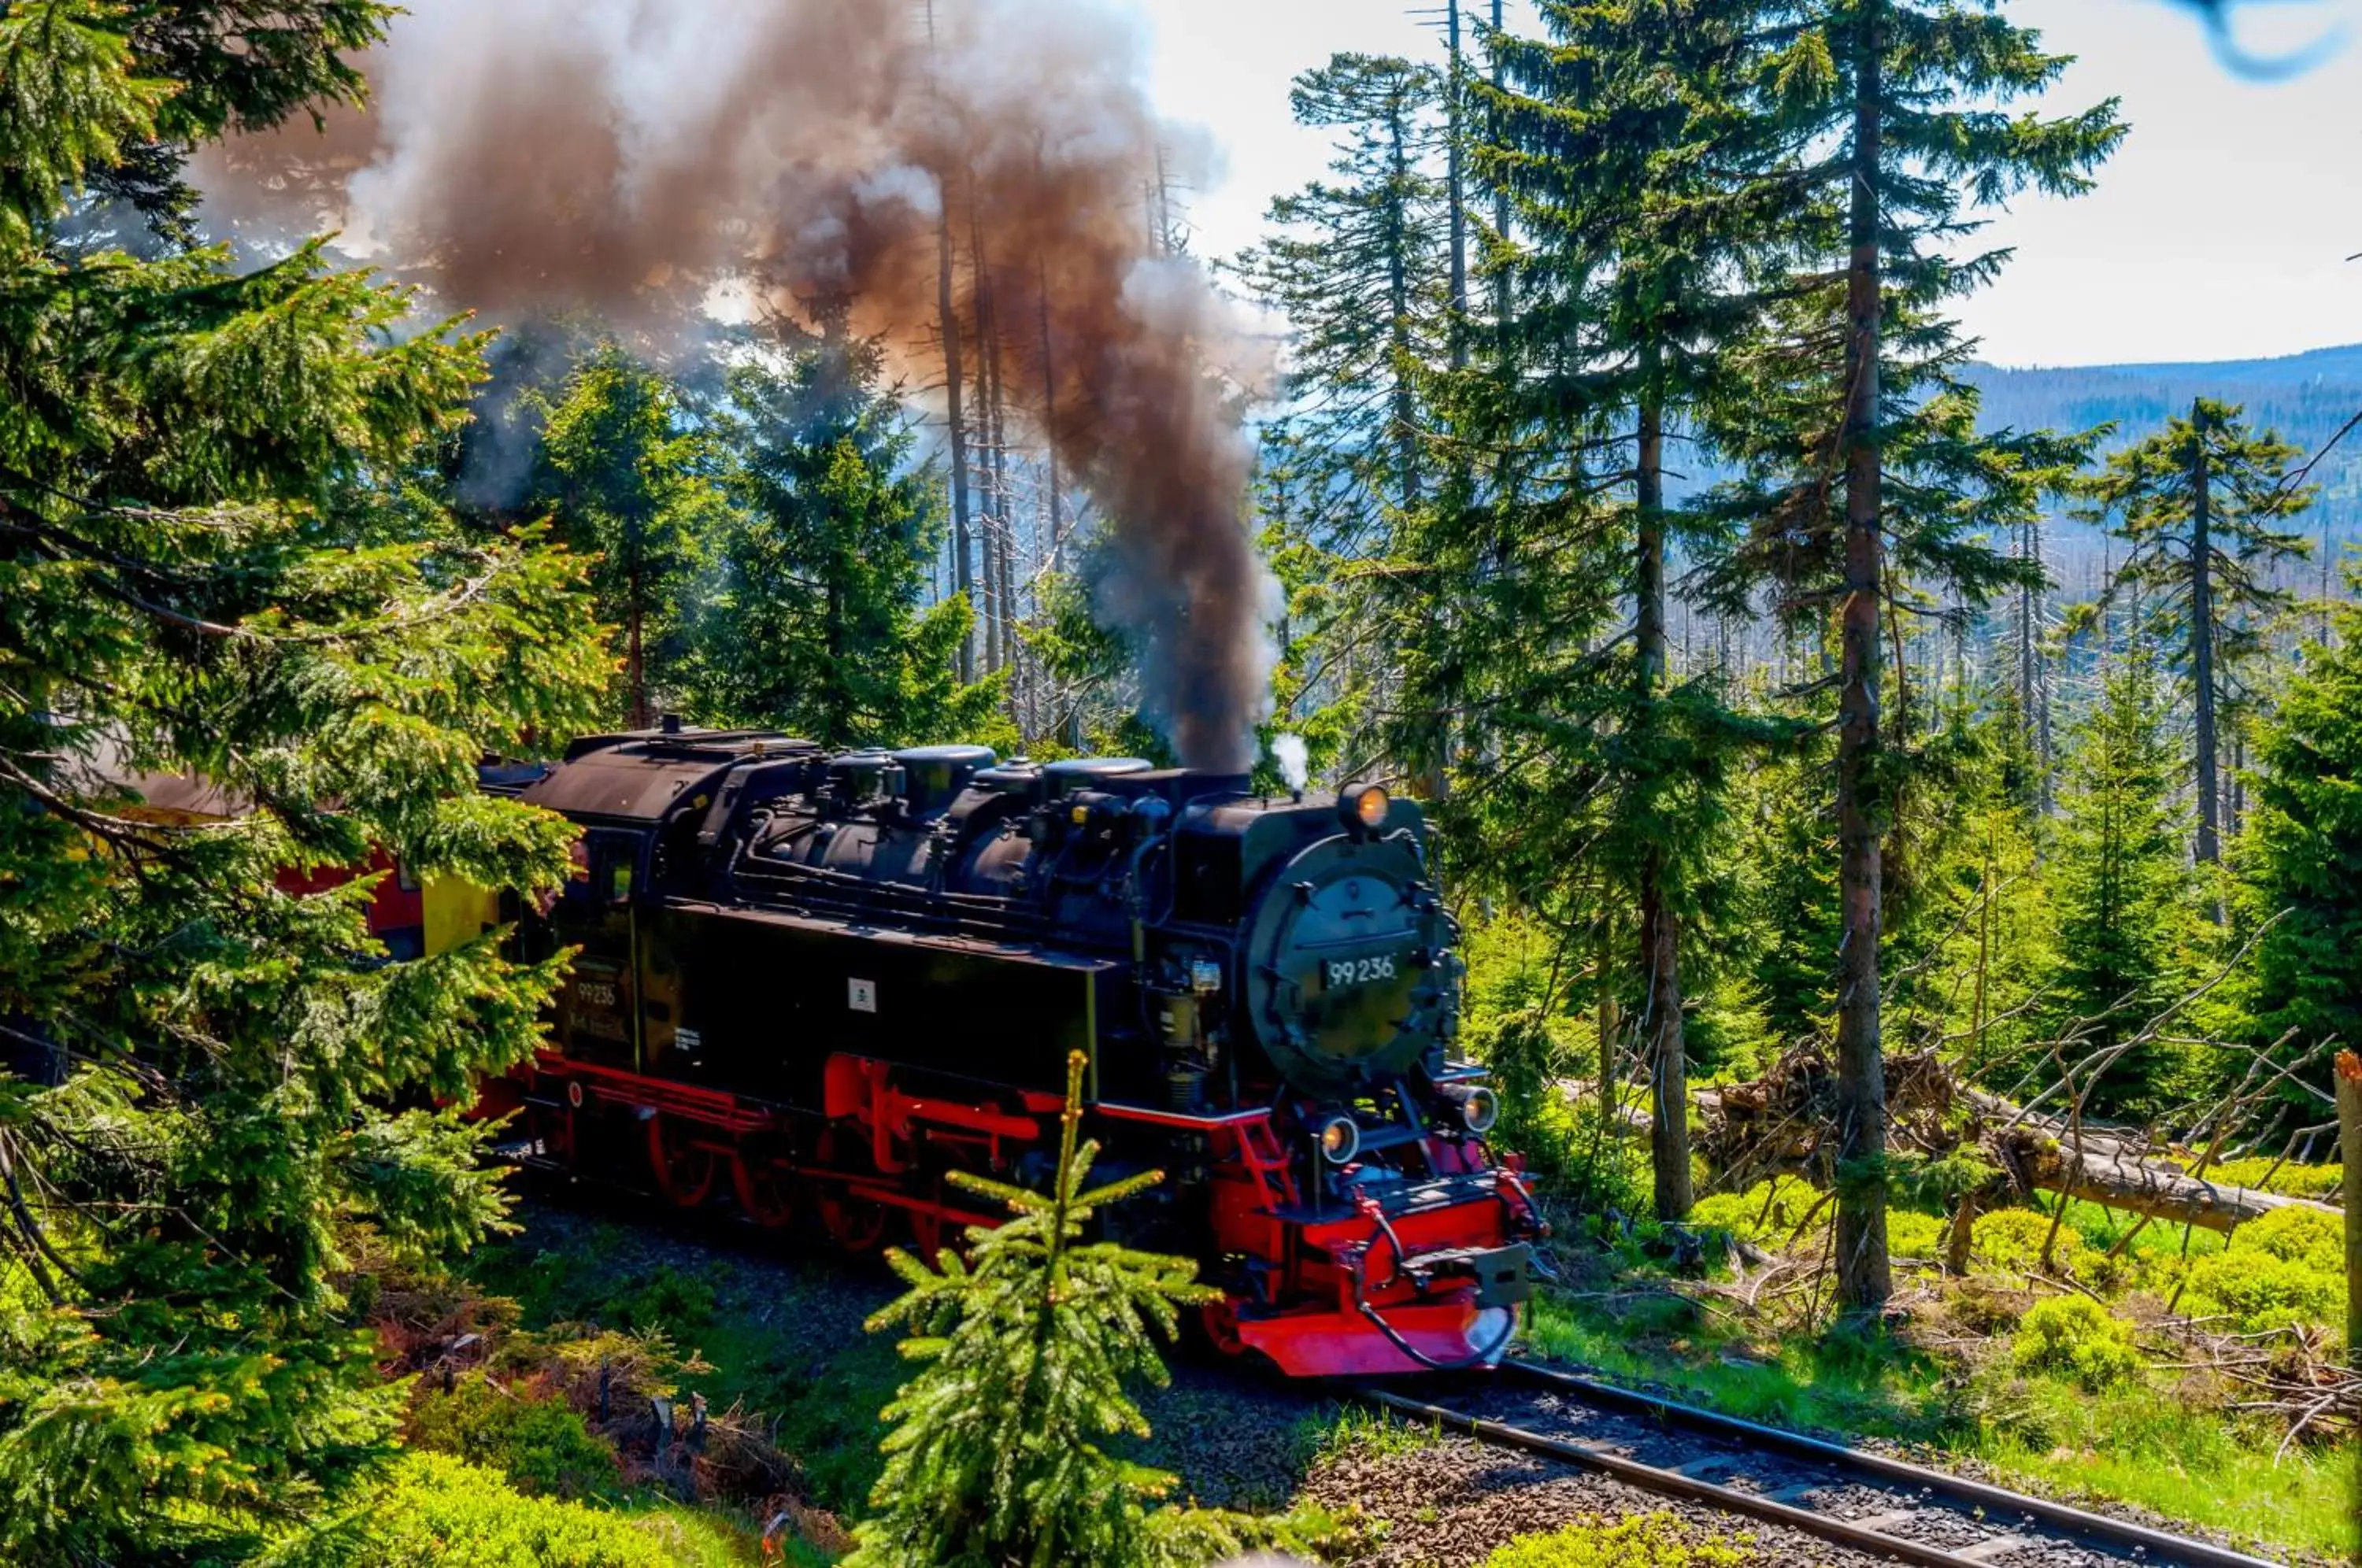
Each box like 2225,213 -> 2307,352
1445,0 -> 1468,371
1833,0 -> 1893,1314
937,179 -> 975,683
1490,0 -> 1512,331
626,560 -> 648,730
1386,98 -> 1422,508
987,304 -> 1016,682
2190,397 -> 2220,867
971,211 -> 1006,678
1597,909 -> 1620,1130
2339,1051 -> 2361,1368
1637,379 -> 1691,1221
1944,1189 -> 1975,1276
1038,260 -> 1064,574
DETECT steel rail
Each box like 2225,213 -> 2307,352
1494,1359 -> 2283,1568
1353,1359 -> 2286,1568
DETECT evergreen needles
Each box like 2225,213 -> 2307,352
846,1051 -> 1246,1568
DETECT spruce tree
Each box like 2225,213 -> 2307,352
686,331 -> 1004,748
1231,57 -> 1452,525
0,5 -> 609,1556
1705,0 -> 2121,1311
2078,398 -> 2313,867
2244,571 -> 2362,1084
532,342 -> 726,729
846,1052 -> 1242,1568
2049,653 -> 2193,1114
1461,0 -> 1805,1219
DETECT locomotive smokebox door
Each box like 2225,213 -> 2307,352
1244,830 -> 1446,1095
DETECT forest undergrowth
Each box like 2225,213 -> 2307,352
1509,1133 -> 2352,1561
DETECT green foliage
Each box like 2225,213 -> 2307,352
2191,1158 -> 2342,1202
1884,1211 -> 1945,1261
2181,1207 -> 2346,1341
2010,1296 -> 2145,1391
2231,1204 -> 2344,1272
266,1452 -> 676,1568
683,335 -> 1003,747
531,341 -> 727,724
1480,1512 -> 1753,1568
2047,653 -> 2198,1111
0,12 -> 610,1559
2243,571 -> 2362,1074
1454,912 -> 1651,1209
1230,54 -> 1450,518
1732,749 -> 1844,1048
1969,1209 -> 2087,1278
2078,398 -> 2313,856
1298,1403 -> 1443,1465
1687,1179 -> 1822,1248
846,1052 -> 1245,1568
404,1375 -> 622,1501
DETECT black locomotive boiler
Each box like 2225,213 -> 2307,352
479,724 -> 1542,1376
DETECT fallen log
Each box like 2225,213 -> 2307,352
1693,1048 -> 2341,1234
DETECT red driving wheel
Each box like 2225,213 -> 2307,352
646,1112 -> 720,1208
813,1127 -> 890,1252
729,1137 -> 798,1229
1201,1297 -> 1247,1358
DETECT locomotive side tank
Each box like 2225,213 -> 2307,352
489,724 -> 1542,1377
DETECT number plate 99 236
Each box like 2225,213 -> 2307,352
1323,953 -> 1400,991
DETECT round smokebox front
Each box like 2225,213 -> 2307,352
1245,835 -> 1445,1095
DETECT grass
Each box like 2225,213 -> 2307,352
1981,1379 -> 2353,1557
1290,1403 -> 1446,1466
468,1212 -> 909,1518
1518,1223 -> 2356,1564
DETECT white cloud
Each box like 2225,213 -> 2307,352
1127,0 -> 2362,368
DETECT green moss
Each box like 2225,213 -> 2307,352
1969,1208 -> 2086,1275
1884,1211 -> 1945,1262
271,1452 -> 738,1567
1686,1178 -> 1821,1247
405,1376 -> 624,1500
2178,1157 -> 2343,1203
2009,1296 -> 2143,1391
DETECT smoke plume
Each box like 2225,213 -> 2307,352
202,0 -> 1276,772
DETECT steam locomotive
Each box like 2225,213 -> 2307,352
474,723 -> 1542,1377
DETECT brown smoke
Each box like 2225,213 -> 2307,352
201,0 -> 1275,772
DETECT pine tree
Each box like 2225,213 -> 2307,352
1231,54 -> 1453,517
2243,569 -> 2362,1083
2049,653 -> 2193,1114
1463,0 -> 1805,1219
686,332 -> 1004,748
2079,397 -> 2313,867
0,6 -> 609,1555
532,342 -> 726,728
846,1052 -> 1245,1568
62,2 -> 385,246
1739,745 -> 1846,1050
1704,0 -> 2121,1311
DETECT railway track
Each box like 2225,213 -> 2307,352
1357,1359 -> 2289,1568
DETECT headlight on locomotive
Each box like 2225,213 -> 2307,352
1439,1082 -> 1499,1134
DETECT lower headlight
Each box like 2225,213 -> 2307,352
1454,1084 -> 1499,1134
1318,1114 -> 1361,1164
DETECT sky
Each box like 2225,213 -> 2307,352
1127,0 -> 2362,370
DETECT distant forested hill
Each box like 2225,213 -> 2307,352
1964,344 -> 2362,551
